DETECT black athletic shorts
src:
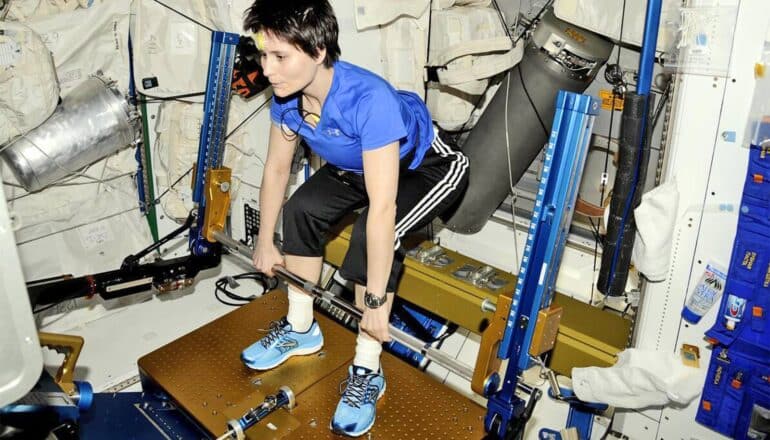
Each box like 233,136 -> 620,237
281,126 -> 469,292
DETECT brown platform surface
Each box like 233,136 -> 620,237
138,290 -> 486,439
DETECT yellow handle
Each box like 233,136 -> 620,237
38,332 -> 84,396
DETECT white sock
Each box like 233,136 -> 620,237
286,286 -> 314,332
353,332 -> 383,372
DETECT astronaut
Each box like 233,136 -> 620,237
240,0 -> 469,436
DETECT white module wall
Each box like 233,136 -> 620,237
614,1 -> 769,438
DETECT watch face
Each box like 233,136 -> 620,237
365,292 -> 384,308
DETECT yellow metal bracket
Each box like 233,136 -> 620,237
38,332 -> 84,396
529,305 -> 563,357
471,291 -> 512,395
324,217 -> 632,379
203,167 -> 232,243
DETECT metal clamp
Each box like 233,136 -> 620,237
220,386 -> 296,440
412,244 -> 452,267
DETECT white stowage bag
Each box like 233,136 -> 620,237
353,0 -> 429,30
380,17 -> 429,98
553,0 -> 678,51
5,0 -> 41,21
6,0 -> 102,21
571,348 -> 703,409
228,0 -> 256,32
133,0 -> 231,99
0,21 -> 59,146
154,99 -> 258,221
632,178 -> 680,282
426,5 -> 522,130
24,0 -> 131,96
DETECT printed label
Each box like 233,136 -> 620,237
765,262 -> 770,288
743,250 -> 757,270
599,90 -> 624,111
726,294 -> 747,320
78,221 -> 111,250
169,21 -> 196,56
0,39 -> 21,66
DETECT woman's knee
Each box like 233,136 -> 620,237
281,189 -> 331,256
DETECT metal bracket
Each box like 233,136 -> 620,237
485,91 -> 599,437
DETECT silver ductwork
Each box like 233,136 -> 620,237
1,75 -> 141,192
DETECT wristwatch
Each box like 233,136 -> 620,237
364,290 -> 388,309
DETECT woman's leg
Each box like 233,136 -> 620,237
352,284 -> 393,371
241,165 -> 368,371
281,166 -> 368,331
283,255 -> 323,331
339,127 -> 469,370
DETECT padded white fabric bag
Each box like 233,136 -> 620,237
553,0 -> 679,51
133,0 -> 230,99
0,21 -> 59,146
353,0 -> 429,30
25,0 -> 130,95
426,6 -> 522,130
6,0 -> 103,21
153,98 -> 258,221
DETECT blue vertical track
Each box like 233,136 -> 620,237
636,0 -> 662,97
485,91 -> 599,437
190,31 -> 239,256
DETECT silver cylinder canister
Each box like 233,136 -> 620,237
1,75 -> 141,192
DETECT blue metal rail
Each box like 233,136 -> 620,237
485,91 -> 599,437
190,31 -> 239,256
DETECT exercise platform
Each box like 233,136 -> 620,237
138,289 -> 487,439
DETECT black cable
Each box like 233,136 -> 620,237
518,67 -> 548,137
151,0 -> 215,33
144,167 -> 193,210
214,271 -> 279,307
600,0 -> 628,211
33,302 -> 60,314
491,0 -> 515,42
620,301 -> 632,318
419,323 -> 458,372
136,91 -> 206,105
225,98 -> 271,140
588,217 -> 602,247
277,105 -> 321,142
651,83 -> 670,132
424,3 -> 435,99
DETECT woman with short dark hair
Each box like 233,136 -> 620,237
241,0 -> 469,436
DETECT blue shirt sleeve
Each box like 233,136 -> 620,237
354,87 -> 407,151
269,95 -> 284,126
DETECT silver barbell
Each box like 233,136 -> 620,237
211,230 -> 475,381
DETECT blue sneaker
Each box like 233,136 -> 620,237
330,365 -> 386,437
241,317 -> 323,370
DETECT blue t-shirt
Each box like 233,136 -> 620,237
270,60 -> 433,173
